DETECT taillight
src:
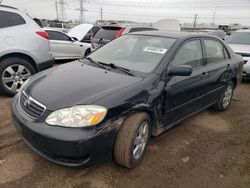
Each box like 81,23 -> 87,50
36,31 -> 49,39
116,28 -> 125,38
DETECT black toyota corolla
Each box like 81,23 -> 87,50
12,31 -> 243,168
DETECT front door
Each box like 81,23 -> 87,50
164,39 -> 208,126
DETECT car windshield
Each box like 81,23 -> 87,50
226,32 -> 250,45
88,35 -> 176,73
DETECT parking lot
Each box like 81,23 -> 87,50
0,79 -> 249,188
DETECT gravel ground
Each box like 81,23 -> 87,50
0,83 -> 249,188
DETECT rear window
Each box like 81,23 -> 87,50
0,10 -> 26,28
93,27 -> 122,40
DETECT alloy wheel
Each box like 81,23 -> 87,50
222,85 -> 233,109
133,122 -> 149,160
2,64 -> 31,92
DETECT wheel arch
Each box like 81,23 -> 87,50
0,53 -> 39,72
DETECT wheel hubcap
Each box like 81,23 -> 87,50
2,64 -> 31,92
222,85 -> 233,108
133,122 -> 149,160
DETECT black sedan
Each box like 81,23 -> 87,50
12,31 -> 243,168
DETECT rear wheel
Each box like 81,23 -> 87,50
0,58 -> 35,96
114,112 -> 151,168
213,81 -> 234,111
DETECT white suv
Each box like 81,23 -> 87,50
0,5 -> 54,96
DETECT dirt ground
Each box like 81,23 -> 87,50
0,83 -> 249,188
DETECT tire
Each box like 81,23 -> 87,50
213,81 -> 234,111
0,57 -> 35,96
114,112 -> 151,168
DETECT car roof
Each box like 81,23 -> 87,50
129,30 -> 220,39
0,4 -> 18,10
102,24 -> 155,29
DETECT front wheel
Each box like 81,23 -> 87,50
0,58 -> 35,96
213,81 -> 234,111
114,112 -> 151,168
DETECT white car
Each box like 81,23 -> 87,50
226,29 -> 250,79
67,24 -> 100,55
0,5 -> 54,96
45,29 -> 90,60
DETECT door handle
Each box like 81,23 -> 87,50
80,45 -> 83,47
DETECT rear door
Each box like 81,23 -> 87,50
46,30 -> 81,59
91,26 -> 123,50
202,38 -> 233,106
164,39 -> 208,126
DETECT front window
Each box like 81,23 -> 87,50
88,35 -> 176,73
226,32 -> 250,45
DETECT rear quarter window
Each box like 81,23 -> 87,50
0,10 -> 26,28
93,27 -> 121,40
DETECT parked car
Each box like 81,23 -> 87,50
0,5 -> 54,96
47,22 -> 71,33
12,31 -> 243,168
45,28 -> 90,60
91,24 -> 158,50
68,24 -> 100,55
226,29 -> 250,79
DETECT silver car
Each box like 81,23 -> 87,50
226,29 -> 250,79
0,5 -> 54,96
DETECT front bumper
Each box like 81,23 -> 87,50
11,95 -> 120,167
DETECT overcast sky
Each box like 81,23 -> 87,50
3,0 -> 250,25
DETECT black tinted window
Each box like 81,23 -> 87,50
204,40 -> 226,64
0,10 -> 26,28
172,40 -> 203,69
129,27 -> 157,33
46,30 -> 71,41
93,27 -> 121,40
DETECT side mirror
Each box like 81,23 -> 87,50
168,65 -> 192,76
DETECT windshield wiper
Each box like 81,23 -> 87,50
82,57 -> 107,70
102,63 -> 135,76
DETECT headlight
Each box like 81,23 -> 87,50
45,105 -> 107,127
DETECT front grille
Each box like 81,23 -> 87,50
19,91 -> 46,119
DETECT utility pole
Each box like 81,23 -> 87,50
55,1 -> 59,21
100,7 -> 103,21
193,14 -> 198,29
79,0 -> 84,23
212,11 -> 216,25
58,0 -> 67,22
76,0 -> 87,23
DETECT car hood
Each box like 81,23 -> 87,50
25,61 -> 143,111
228,44 -> 250,54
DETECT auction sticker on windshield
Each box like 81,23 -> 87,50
143,47 -> 168,54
